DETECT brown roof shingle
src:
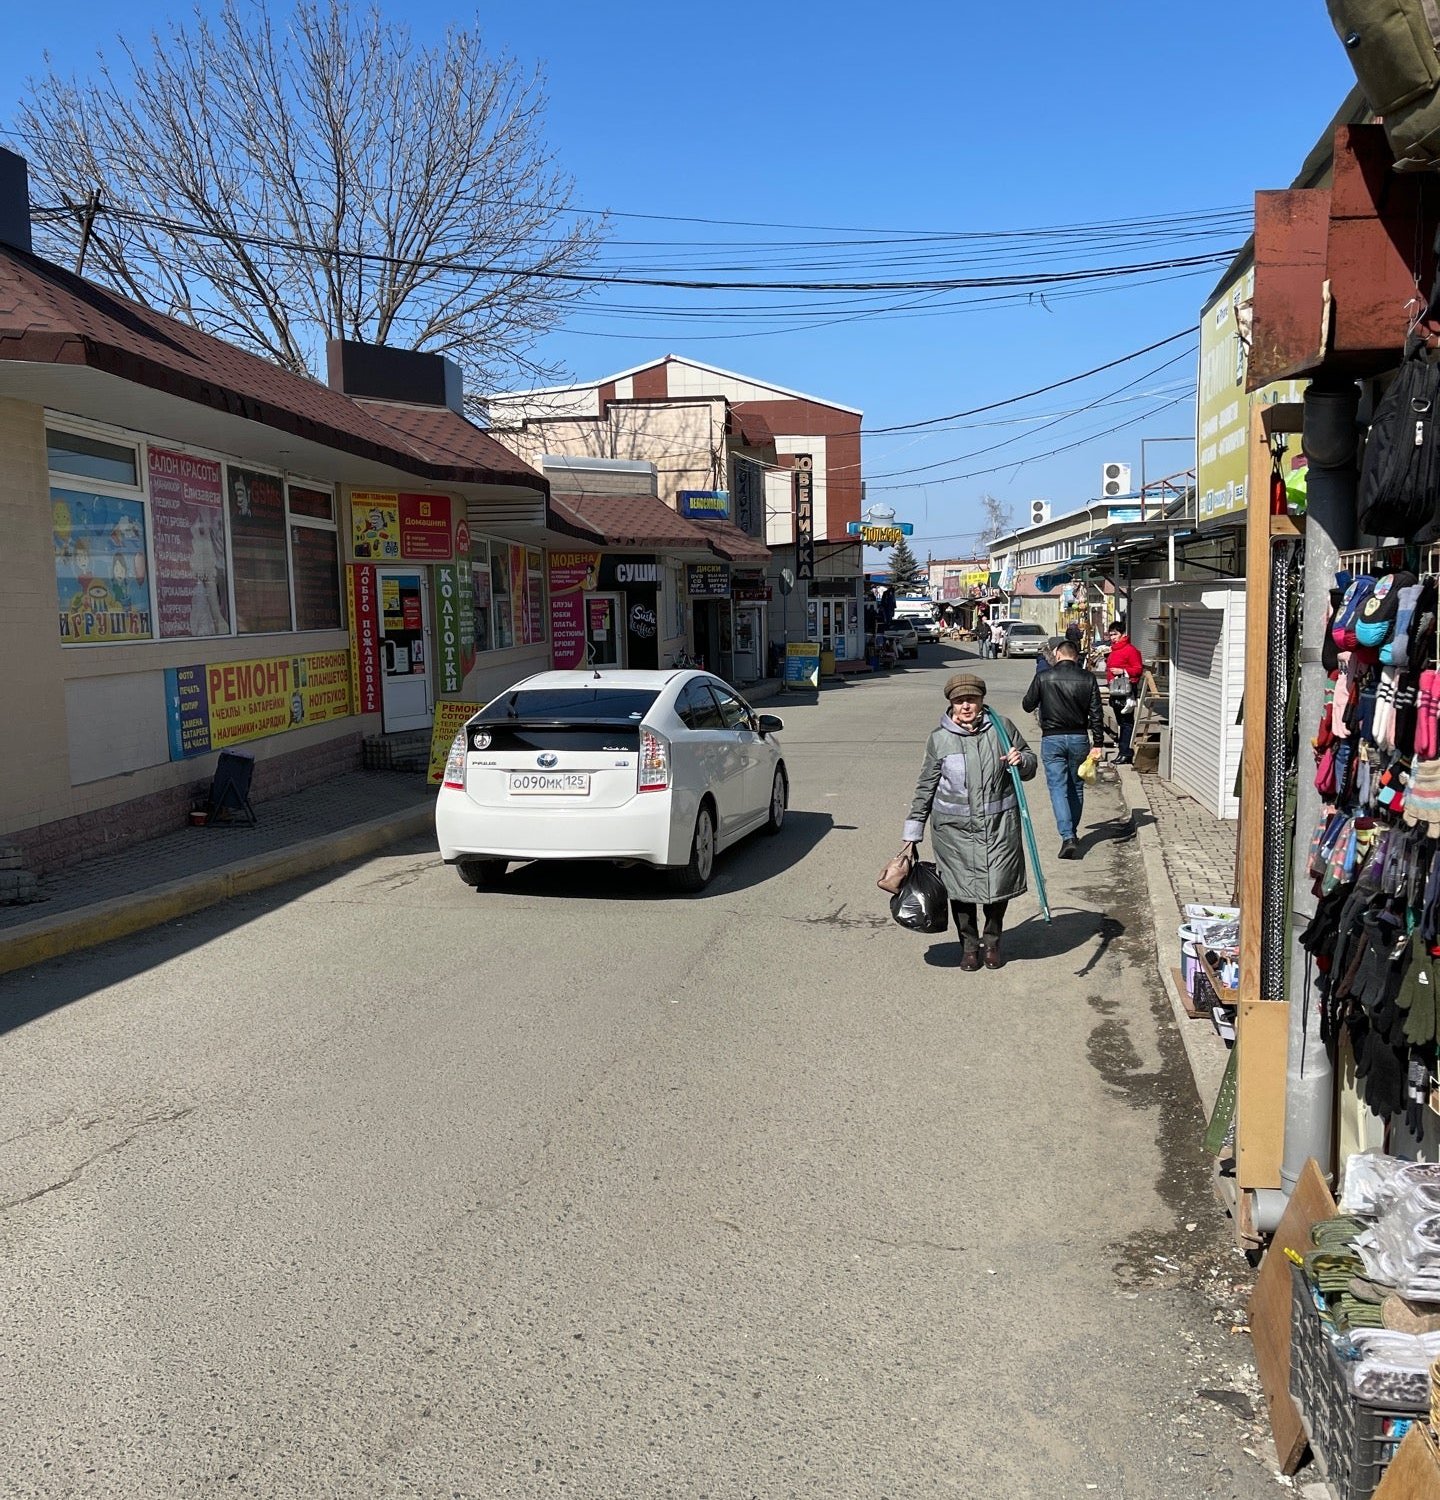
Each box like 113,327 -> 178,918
0,246 -> 545,491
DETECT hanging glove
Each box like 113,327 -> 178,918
1403,950 -> 1440,1047
1403,757 -> 1440,838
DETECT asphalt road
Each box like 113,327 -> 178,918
0,643 -> 1279,1499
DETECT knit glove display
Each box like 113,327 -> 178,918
1404,758 -> 1440,837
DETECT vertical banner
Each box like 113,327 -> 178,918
436,564 -> 462,695
794,454 -> 815,581
509,544 -> 528,644
548,550 -> 600,668
149,447 -> 229,638
347,563 -> 381,714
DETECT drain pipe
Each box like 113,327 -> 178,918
1252,383 -> 1358,1234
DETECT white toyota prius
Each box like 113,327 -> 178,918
435,669 -> 789,892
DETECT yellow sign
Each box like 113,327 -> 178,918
858,524 -> 905,546
428,700 -> 482,785
784,640 -> 821,689
351,491 -> 400,560
1196,267 -> 1306,523
166,650 -> 352,759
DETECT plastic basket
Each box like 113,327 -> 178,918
1289,1266 -> 1421,1500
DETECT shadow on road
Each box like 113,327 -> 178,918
922,905 -> 1125,972
476,809 -> 836,903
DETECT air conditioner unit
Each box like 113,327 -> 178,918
1101,462 -> 1131,498
1029,500 -> 1051,526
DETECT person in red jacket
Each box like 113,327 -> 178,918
1105,619 -> 1144,764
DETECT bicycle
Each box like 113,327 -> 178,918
671,649 -> 704,669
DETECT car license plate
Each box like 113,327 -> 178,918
508,771 -> 591,795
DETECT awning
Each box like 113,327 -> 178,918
547,492 -> 770,564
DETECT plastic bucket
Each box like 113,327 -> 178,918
1179,922 -> 1205,989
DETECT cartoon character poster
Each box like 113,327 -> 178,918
54,488 -> 153,642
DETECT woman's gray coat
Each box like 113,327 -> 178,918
902,712 -> 1038,903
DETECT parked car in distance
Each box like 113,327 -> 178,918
883,621 -> 921,659
435,670 -> 788,893
1003,621 -> 1050,658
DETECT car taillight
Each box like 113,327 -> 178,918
638,727 -> 670,792
442,731 -> 468,789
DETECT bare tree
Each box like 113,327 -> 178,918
14,0 -> 604,394
977,493 -> 1015,545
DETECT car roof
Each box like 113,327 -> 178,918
505,669 -> 692,690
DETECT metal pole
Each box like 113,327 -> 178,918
1280,384 -> 1357,1196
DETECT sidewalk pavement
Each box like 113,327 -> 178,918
0,676 -> 796,978
1119,766 -> 1237,1110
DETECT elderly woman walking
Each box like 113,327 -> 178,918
902,672 -> 1038,970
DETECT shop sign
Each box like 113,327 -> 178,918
426,700 -> 481,785
678,489 -> 731,521
733,458 -> 763,538
455,518 -> 472,556
732,573 -> 771,602
149,447 -> 230,639
351,492 -> 401,560
165,648 -> 352,760
457,558 -> 475,675
53,488 -> 155,642
436,564 -> 462,694
347,564 -> 382,714
845,522 -> 913,546
399,493 -> 453,560
794,459 -> 815,580
784,640 -> 821,688
1197,267 -> 1306,523
597,554 -> 658,589
686,562 -> 732,598
548,550 -> 601,669
809,577 -> 856,598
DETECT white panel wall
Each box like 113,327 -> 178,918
775,434 -> 828,539
765,471 -> 794,545
66,672 -> 170,785
667,362 -> 792,403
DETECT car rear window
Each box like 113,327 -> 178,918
1010,624 -> 1044,635
474,688 -> 659,724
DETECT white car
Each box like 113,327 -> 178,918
1002,622 -> 1050,659
883,622 -> 921,659
435,669 -> 789,893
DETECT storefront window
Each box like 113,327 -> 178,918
288,484 -> 342,631
53,487 -> 154,643
491,546 -> 513,649
150,446 -> 229,639
47,427 -> 140,488
228,466 -> 291,633
527,548 -> 546,645
471,538 -> 493,652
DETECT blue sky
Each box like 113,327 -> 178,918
1,2 -> 1359,556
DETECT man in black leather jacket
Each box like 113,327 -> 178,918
1021,638 -> 1104,859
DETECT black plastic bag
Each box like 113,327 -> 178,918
889,861 -> 949,933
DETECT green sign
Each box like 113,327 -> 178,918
1196,264 -> 1306,524
436,564 -> 462,694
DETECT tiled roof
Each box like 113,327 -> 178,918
546,493 -> 771,566
0,246 -> 545,491
356,398 -> 542,484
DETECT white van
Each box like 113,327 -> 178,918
893,597 -> 940,640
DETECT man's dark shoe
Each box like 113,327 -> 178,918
1059,838 -> 1081,859
983,944 -> 1003,970
960,949 -> 983,972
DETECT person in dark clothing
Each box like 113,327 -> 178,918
1021,638 -> 1104,859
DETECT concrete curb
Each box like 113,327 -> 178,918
1118,765 -> 1230,1111
0,804 -> 435,979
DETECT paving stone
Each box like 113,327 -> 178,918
1138,773 -> 1237,911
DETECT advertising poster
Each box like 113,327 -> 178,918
347,564 -> 381,714
351,492 -> 401,560
427,700 -> 481,785
54,487 -> 154,642
149,447 -> 229,639
526,549 -> 544,647
165,649 -> 352,759
398,494 -> 453,560
435,564 -> 463,695
677,490 -> 731,521
548,550 -> 600,668
686,562 -> 731,598
510,544 -> 528,645
228,466 -> 290,633
785,641 -> 821,688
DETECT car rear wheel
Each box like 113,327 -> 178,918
670,805 -> 716,892
456,857 -> 507,888
765,768 -> 787,835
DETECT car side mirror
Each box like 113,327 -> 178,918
757,714 -> 784,735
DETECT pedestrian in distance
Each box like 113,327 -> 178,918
902,672 -> 1038,971
1104,619 -> 1145,764
987,618 -> 1006,660
1021,637 -> 1104,860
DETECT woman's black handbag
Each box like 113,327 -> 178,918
889,861 -> 949,933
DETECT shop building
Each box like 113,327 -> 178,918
482,354 -> 865,666
540,457 -> 771,681
0,149 -> 571,873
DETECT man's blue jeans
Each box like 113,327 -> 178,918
1041,733 -> 1090,841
